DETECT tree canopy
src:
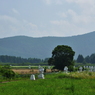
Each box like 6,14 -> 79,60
0,55 -> 43,64
76,53 -> 95,64
77,54 -> 84,63
48,45 -> 75,70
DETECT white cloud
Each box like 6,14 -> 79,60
12,8 -> 20,15
64,0 -> 95,24
43,0 -> 63,5
28,23 -> 37,28
43,0 -> 51,4
67,9 -> 95,24
21,20 -> 38,30
66,0 -> 95,15
50,0 -> 95,37
57,9 -> 95,24
66,0 -> 94,4
53,0 -> 95,24
1,0 -> 95,38
50,20 -> 89,36
58,12 -> 67,18
0,15 -> 19,24
55,0 -> 62,4
0,15 -> 38,38
67,9 -> 76,17
9,25 -> 18,32
50,20 -> 68,25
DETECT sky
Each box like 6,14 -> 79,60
0,0 -> 95,38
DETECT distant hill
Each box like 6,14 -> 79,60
0,31 -> 95,59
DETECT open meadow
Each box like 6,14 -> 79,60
0,71 -> 95,95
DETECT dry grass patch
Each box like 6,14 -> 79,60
12,69 -> 51,74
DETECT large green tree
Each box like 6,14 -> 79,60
48,45 -> 75,70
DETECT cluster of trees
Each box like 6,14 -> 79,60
77,53 -> 95,64
0,55 -> 44,64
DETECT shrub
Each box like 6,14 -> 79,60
68,65 -> 74,72
2,69 -> 15,79
0,65 -> 15,79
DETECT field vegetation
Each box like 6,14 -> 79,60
0,71 -> 95,95
0,59 -> 95,95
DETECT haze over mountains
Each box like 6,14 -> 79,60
0,31 -> 95,59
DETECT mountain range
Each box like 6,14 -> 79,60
0,31 -> 95,59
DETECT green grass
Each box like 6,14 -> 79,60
0,72 -> 95,95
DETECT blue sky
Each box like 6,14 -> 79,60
0,0 -> 95,38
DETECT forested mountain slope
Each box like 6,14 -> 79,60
0,31 -> 95,59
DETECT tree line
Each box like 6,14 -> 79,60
0,55 -> 45,64
77,53 -> 95,64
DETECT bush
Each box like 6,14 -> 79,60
68,65 -> 75,72
2,69 -> 15,79
0,65 -> 15,79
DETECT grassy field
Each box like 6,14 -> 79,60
0,72 -> 95,95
